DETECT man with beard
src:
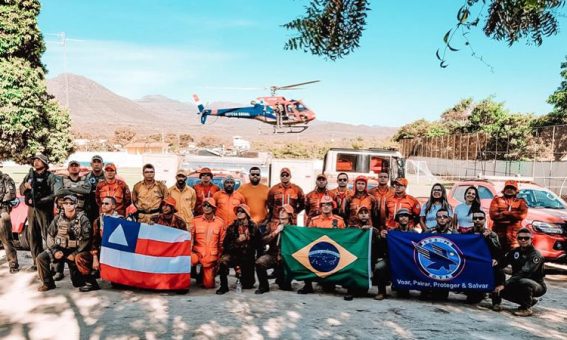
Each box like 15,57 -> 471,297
193,167 -> 220,217
216,204 -> 257,294
132,164 -> 169,223
368,171 -> 394,228
267,168 -> 304,225
344,176 -> 378,227
489,180 -> 528,252
167,169 -> 196,229
213,176 -> 246,227
85,155 -> 105,222
237,167 -> 269,224
304,174 -> 336,226
330,173 -> 352,220
20,153 -> 61,271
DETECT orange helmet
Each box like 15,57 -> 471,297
319,195 -> 336,209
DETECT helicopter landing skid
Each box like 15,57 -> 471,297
273,125 -> 309,134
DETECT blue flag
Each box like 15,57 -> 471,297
387,231 -> 494,292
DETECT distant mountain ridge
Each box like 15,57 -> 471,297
47,73 -> 397,141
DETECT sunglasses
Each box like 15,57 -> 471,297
437,215 -> 450,219
250,173 -> 261,176
321,202 -> 333,206
338,178 -> 348,182
102,202 -> 112,206
281,173 -> 290,177
517,236 -> 531,241
203,204 -> 213,208
472,216 -> 485,220
236,209 -> 246,213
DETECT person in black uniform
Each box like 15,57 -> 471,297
492,227 -> 546,316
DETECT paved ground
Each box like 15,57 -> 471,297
1,250 -> 566,340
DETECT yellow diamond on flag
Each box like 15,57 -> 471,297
291,235 -> 358,278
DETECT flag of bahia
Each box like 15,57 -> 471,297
281,226 -> 372,289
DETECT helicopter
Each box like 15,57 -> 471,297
193,80 -> 319,134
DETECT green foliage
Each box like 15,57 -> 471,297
547,55 -> 567,115
467,97 -> 509,134
440,97 -> 473,133
393,119 -> 448,142
0,0 -> 73,164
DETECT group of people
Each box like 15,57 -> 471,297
0,154 -> 546,317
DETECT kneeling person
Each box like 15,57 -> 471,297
36,195 -> 98,292
151,197 -> 187,230
217,204 -> 258,294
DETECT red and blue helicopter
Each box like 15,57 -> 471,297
193,80 -> 319,134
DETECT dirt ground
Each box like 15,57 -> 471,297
1,250 -> 566,340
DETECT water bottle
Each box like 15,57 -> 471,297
235,278 -> 242,294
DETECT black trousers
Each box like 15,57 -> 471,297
0,210 -> 18,268
493,278 -> 546,309
28,207 -> 53,265
218,254 -> 256,288
37,248 -> 86,287
374,259 -> 390,294
256,253 -> 290,290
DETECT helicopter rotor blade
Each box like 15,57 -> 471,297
273,80 -> 320,91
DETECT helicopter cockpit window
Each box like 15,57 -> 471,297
295,103 -> 307,112
286,105 -> 294,113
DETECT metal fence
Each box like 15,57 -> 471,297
398,124 -> 567,197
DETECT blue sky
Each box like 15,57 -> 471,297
39,1 -> 567,127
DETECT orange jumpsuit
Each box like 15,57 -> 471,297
213,190 -> 246,227
194,183 -> 220,217
267,183 -> 305,225
384,194 -> 421,229
489,196 -> 528,251
95,179 -> 132,217
304,189 -> 336,225
330,187 -> 353,218
307,214 -> 346,228
368,185 -> 395,228
190,214 -> 226,288
345,192 -> 378,227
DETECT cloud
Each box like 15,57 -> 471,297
43,39 -> 241,99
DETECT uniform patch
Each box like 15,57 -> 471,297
412,236 -> 465,281
513,252 -> 520,260
533,257 -> 541,264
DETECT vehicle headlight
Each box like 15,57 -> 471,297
531,221 -> 564,234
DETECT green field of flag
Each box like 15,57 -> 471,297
281,226 -> 372,289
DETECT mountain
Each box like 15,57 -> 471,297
47,73 -> 397,140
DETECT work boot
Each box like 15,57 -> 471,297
38,284 -> 56,292
513,307 -> 533,317
216,272 -> 229,294
216,286 -> 229,295
79,280 -> 100,292
9,267 -> 19,274
531,298 -> 539,307
297,282 -> 314,294
492,304 -> 502,312
344,294 -> 354,301
53,272 -> 65,281
278,282 -> 293,291
374,293 -> 386,300
255,286 -> 269,294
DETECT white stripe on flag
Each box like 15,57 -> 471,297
138,223 -> 191,242
100,247 -> 191,274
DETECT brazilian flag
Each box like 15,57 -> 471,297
281,226 -> 372,289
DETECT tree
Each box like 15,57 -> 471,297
546,55 -> 567,115
285,1 -> 565,61
440,98 -> 473,133
466,97 -> 509,134
0,0 -> 73,164
393,119 -> 447,142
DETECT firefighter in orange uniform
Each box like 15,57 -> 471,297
368,171 -> 395,228
95,163 -> 132,217
345,176 -> 378,227
191,198 -> 226,289
193,168 -> 221,217
267,168 -> 305,225
304,174 -> 336,226
213,176 -> 246,227
330,172 -> 353,220
384,178 -> 421,230
489,180 -> 528,252
307,196 -> 346,228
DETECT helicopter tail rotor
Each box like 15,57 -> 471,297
193,94 -> 205,114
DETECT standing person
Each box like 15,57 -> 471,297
238,167 -> 269,224
95,163 -> 132,217
267,168 -> 304,226
374,208 -> 419,300
492,228 -> 546,316
53,160 -> 91,281
460,210 -> 504,304
191,198 -> 225,289
368,171 -> 394,228
36,195 -> 97,292
330,173 -> 352,220
453,186 -> 482,233
422,208 -> 453,300
344,176 -> 378,227
20,153 -> 60,271
304,174 -> 336,226
151,197 -> 187,230
213,176 -> 246,227
419,183 -> 453,232
85,155 -> 105,223
132,164 -> 168,223
384,178 -> 420,230
0,167 -> 18,273
255,204 -> 294,294
168,169 -> 196,229
489,180 -> 528,252
216,204 -> 258,294
193,167 -> 220,217
75,196 -> 122,292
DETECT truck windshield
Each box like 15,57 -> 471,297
517,189 -> 566,209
